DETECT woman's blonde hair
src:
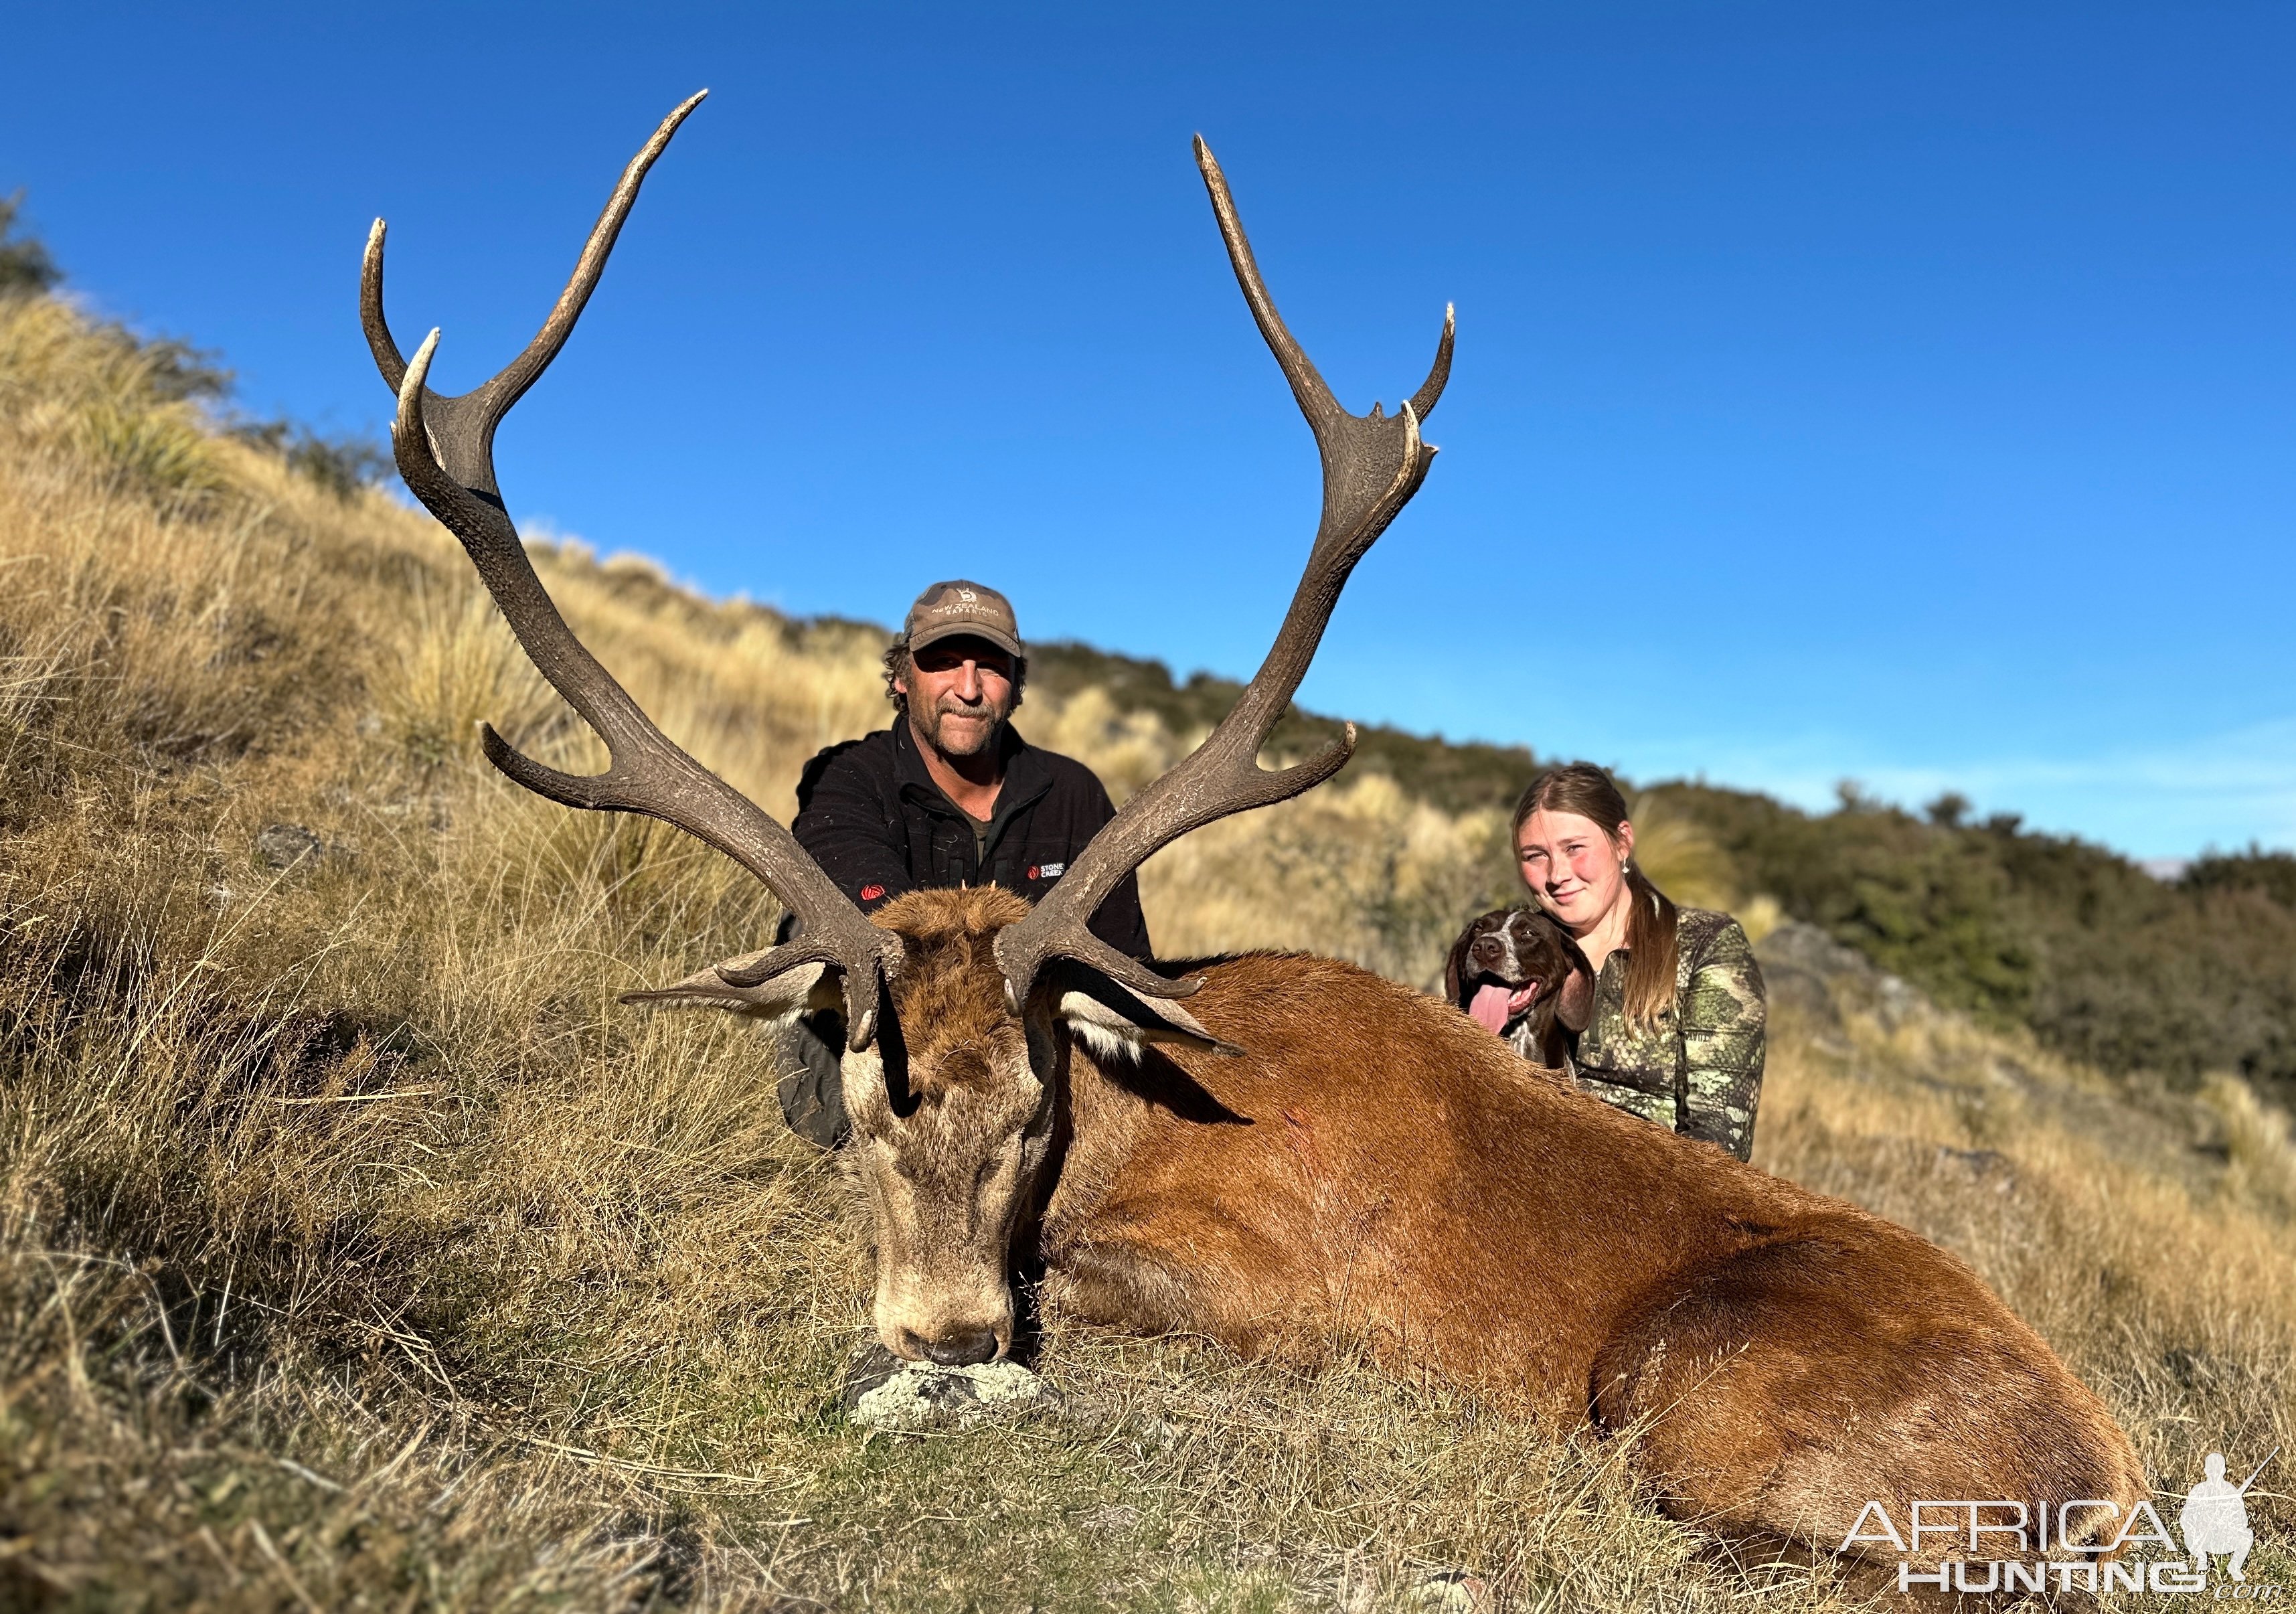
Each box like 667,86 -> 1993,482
1511,762 -> 1678,1030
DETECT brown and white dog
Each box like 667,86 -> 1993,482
1444,906 -> 1592,1072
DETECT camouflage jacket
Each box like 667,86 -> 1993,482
1562,906 -> 1767,1161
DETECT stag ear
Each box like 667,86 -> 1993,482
622,957 -> 842,1022
1053,962 -> 1242,1061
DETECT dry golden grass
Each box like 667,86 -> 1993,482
1,289 -> 2290,1610
1757,973 -> 2296,1554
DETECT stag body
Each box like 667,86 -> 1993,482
365,95 -> 2144,1566
857,885 -> 2144,1558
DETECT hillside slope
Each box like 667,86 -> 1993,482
2,286 -> 2292,1610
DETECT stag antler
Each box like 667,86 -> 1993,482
993,136 -> 1452,1016
363,93 -> 902,1049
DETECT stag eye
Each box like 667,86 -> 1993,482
874,1136 -> 918,1183
973,1133 -> 1023,1196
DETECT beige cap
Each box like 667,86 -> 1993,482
902,580 -> 1023,659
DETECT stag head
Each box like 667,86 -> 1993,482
364,94 -> 1449,1364
632,885 -> 1228,1362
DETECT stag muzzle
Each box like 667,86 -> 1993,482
896,1321 -> 1004,1368
872,1261 -> 1015,1366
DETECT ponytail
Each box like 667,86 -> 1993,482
1617,863 -> 1679,1031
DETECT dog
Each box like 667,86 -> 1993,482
1443,906 -> 1592,1076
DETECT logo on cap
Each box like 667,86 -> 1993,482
902,579 -> 1023,659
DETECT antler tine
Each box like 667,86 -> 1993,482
1408,302 -> 1457,426
1192,137 -> 1346,437
372,100 -> 902,1050
363,90 -> 709,498
477,89 -> 709,423
992,138 -> 1448,1016
1194,136 -> 1455,440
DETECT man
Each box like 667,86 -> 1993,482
774,579 -> 1153,1145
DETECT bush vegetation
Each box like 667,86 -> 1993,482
1,263 -> 2291,1608
0,192 -> 62,296
1647,783 -> 2296,1101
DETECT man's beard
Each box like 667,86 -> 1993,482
910,693 -> 1011,758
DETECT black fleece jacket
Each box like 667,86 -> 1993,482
785,718 -> 1153,959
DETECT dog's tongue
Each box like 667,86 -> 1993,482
1468,981 -> 1543,1034
1469,981 -> 1515,1033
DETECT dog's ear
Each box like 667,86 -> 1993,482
1555,924 -> 1594,983
1516,908 -> 1596,1032
1445,909 -> 1508,1007
1443,915 -> 1479,1007
1554,946 -> 1596,1032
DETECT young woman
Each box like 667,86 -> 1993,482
1505,762 -> 1767,1161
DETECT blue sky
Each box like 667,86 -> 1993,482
5,2 -> 2291,859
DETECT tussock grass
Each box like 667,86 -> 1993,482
1,288 -> 2291,1609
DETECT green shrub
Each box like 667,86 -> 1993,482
232,418 -> 390,499
0,191 -> 60,296
1652,781 -> 2296,1097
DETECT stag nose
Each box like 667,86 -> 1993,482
903,1325 -> 999,1366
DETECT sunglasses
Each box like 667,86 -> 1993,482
911,643 -> 1015,677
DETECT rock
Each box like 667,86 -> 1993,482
837,1342 -> 906,1411
253,823 -> 324,872
1755,919 -> 1872,981
839,1344 -> 1060,1433
1410,1569 -> 1494,1613
1756,920 -> 1939,1034
1873,971 -> 1926,1032
1755,921 -> 1862,1028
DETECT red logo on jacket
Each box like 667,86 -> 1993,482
859,884 -> 886,902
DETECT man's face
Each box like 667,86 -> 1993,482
898,635 -> 1018,760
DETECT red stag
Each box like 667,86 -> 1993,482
363,93 -> 2145,1564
